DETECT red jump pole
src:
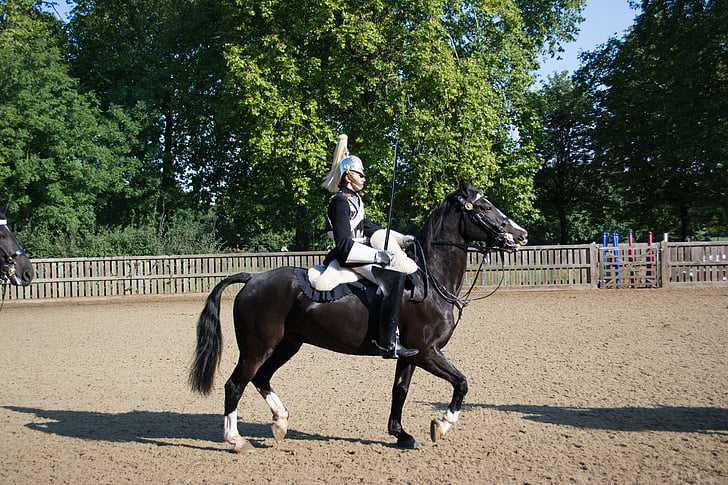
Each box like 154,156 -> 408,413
629,230 -> 634,287
647,231 -> 654,287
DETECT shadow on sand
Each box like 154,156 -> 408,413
423,402 -> 728,434
3,406 -> 393,451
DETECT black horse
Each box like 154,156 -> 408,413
189,182 -> 528,451
0,209 -> 33,287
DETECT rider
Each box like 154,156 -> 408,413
320,134 -> 419,359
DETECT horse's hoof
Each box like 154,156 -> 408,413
271,420 -> 288,442
430,419 -> 445,443
231,437 -> 255,453
396,434 -> 417,449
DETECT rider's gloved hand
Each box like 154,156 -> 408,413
374,250 -> 393,266
399,235 -> 416,247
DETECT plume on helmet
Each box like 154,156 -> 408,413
322,134 -> 349,193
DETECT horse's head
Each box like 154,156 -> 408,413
0,210 -> 34,286
451,181 -> 528,251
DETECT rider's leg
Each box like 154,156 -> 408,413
369,229 -> 418,274
371,266 -> 418,359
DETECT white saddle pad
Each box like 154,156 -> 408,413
308,261 -> 361,291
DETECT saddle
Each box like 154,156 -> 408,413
307,260 -> 359,291
295,267 -> 375,304
296,264 -> 425,305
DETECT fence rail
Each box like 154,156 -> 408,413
666,241 -> 728,286
4,242 -> 727,301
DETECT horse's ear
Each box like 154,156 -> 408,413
458,180 -> 470,195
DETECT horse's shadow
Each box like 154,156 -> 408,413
424,402 -> 728,434
3,406 -> 391,451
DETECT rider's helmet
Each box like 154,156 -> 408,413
321,134 -> 365,193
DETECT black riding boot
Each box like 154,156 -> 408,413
372,266 -> 419,359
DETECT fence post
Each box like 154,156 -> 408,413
660,240 -> 670,288
590,242 -> 599,288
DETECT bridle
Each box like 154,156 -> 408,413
0,218 -> 25,285
454,195 -> 520,250
411,195 -> 518,323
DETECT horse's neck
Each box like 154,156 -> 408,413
422,215 -> 468,294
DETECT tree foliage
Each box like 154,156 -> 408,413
67,0 -> 230,214
530,72 -> 599,243
0,0 -> 139,234
216,0 -> 585,248
576,0 -> 728,240
4,0 -> 588,255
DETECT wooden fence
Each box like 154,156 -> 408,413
666,241 -> 728,286
4,242 -> 727,301
4,252 -> 327,301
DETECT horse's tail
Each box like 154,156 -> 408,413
189,272 -> 253,395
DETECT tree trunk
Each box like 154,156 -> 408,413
679,203 -> 691,241
294,206 -> 312,250
161,109 -> 175,203
558,205 -> 569,244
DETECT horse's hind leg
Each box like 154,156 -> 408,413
252,338 -> 302,442
224,353 -> 268,453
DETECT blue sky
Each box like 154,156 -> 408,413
537,0 -> 638,80
49,0 -> 637,80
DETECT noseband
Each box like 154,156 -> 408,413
455,195 -> 518,249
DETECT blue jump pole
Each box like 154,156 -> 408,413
613,232 -> 621,288
602,231 -> 609,288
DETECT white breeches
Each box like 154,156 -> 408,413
311,229 -> 418,291
348,229 -> 418,284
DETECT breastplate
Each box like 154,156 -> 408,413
348,194 -> 365,239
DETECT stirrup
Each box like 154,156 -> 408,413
388,343 -> 419,359
371,339 -> 419,359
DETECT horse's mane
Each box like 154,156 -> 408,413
419,194 -> 456,244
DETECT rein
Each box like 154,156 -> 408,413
0,218 -> 23,312
412,238 -> 509,323
0,281 -> 6,313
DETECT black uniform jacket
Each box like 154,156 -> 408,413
324,187 -> 380,266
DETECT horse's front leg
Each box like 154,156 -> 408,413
418,349 -> 468,442
388,359 -> 417,449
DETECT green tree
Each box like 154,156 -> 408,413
218,0 -> 586,249
577,0 -> 728,240
67,0 -> 230,214
0,0 -> 139,235
531,72 -> 599,243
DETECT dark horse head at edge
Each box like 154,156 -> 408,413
0,209 -> 34,286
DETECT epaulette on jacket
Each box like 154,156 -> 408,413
330,189 -> 354,202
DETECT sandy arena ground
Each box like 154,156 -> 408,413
1,288 -> 727,484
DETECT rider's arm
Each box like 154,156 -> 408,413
362,218 -> 381,238
328,195 -> 390,266
328,195 -> 355,265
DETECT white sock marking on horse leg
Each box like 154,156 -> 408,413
264,391 -> 288,420
260,390 -> 289,442
439,409 -> 460,436
446,410 -> 460,424
224,410 -> 240,443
